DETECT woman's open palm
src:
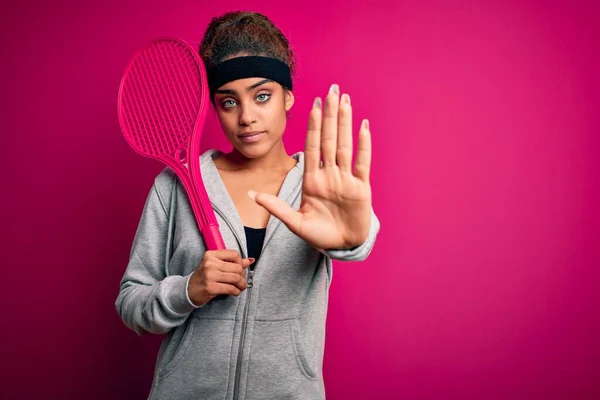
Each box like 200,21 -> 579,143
249,84 -> 372,250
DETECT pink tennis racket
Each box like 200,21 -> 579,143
118,37 -> 225,250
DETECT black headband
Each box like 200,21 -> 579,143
207,56 -> 293,102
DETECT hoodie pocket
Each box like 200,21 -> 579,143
150,316 -> 235,399
244,317 -> 319,399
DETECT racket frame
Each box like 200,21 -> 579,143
118,37 -> 225,250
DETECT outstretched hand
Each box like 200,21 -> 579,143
248,84 -> 372,250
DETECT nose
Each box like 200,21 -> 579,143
238,103 -> 257,126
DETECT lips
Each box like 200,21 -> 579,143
238,131 -> 265,138
238,131 -> 265,143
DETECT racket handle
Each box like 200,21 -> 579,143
201,224 -> 226,250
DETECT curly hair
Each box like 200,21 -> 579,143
199,11 -> 296,90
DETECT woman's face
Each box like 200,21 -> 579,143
213,77 -> 294,158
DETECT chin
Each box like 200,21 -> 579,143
232,142 -> 267,158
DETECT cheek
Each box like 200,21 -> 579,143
273,110 -> 288,131
266,102 -> 287,126
216,112 -> 236,135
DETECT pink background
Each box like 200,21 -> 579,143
2,0 -> 598,398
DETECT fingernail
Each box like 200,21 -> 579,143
329,83 -> 339,95
313,97 -> 322,109
341,93 -> 350,105
248,257 -> 256,264
363,119 -> 370,130
248,190 -> 257,201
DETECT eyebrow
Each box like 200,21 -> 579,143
215,79 -> 273,95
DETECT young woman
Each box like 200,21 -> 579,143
115,11 -> 380,400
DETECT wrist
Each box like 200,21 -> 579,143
185,273 -> 205,308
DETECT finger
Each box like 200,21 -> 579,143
248,191 -> 303,235
218,259 -> 253,282
322,84 -> 340,168
215,271 -> 247,290
211,249 -> 242,264
215,259 -> 252,274
239,258 -> 253,278
337,93 -> 353,172
212,282 -> 243,297
242,258 -> 255,268
305,97 -> 322,174
354,119 -> 372,181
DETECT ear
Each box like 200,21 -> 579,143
284,89 -> 295,111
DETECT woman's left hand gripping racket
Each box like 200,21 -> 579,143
118,37 -> 226,250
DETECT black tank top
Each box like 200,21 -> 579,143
244,226 -> 267,261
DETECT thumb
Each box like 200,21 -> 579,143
242,257 -> 255,268
248,190 -> 302,234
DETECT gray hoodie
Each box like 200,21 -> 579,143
115,148 -> 380,399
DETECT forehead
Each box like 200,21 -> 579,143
216,78 -> 276,94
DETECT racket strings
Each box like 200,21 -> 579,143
121,41 -> 201,156
120,38 -> 213,224
150,42 -> 197,150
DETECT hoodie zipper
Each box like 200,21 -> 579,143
211,182 -> 303,400
210,205 -> 253,400
233,259 -> 256,400
230,194 -> 300,400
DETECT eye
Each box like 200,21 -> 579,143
256,93 -> 271,102
222,99 -> 237,109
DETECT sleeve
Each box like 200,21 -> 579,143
114,176 -> 203,337
318,207 -> 381,262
